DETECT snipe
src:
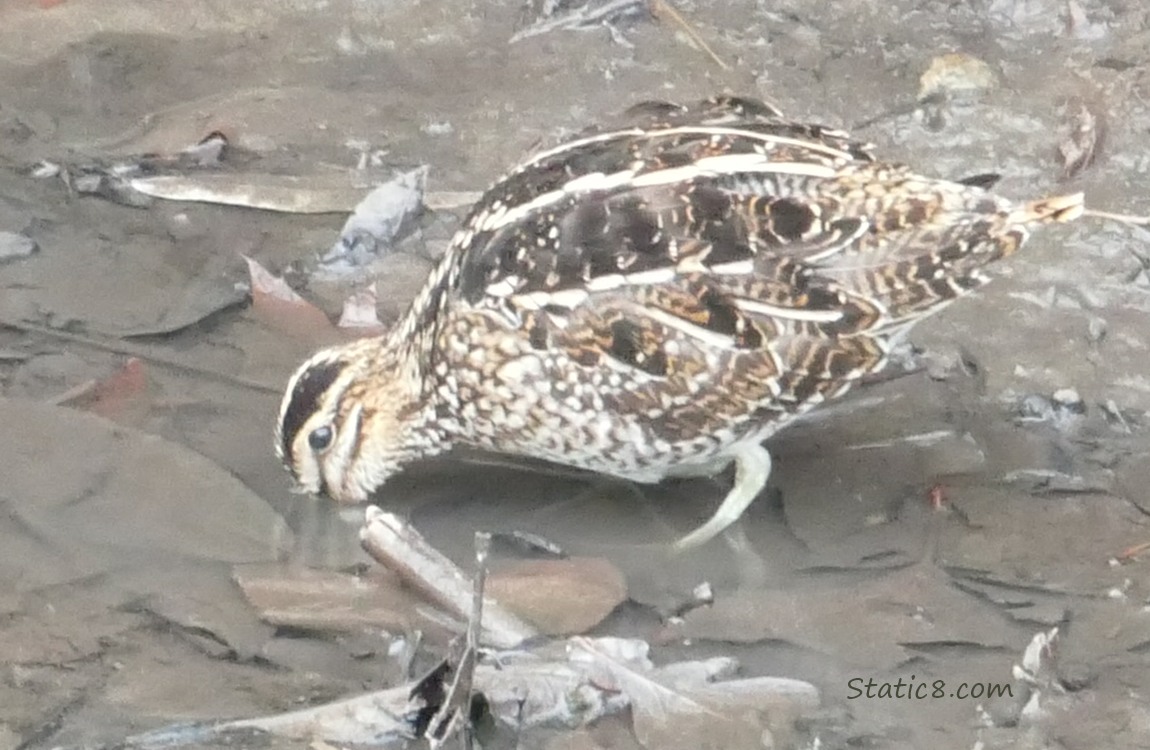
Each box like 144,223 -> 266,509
276,95 -> 1096,549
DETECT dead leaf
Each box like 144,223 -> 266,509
130,173 -> 479,214
243,255 -> 334,342
487,557 -> 628,636
236,556 -> 624,640
338,282 -> 386,333
0,588 -> 141,666
0,397 -> 293,592
1058,98 -> 1103,180
568,636 -> 808,750
124,564 -> 275,661
919,53 -> 998,100
131,173 -> 365,213
676,562 -> 1016,670
55,357 -> 149,422
106,634 -> 814,749
233,564 -> 426,634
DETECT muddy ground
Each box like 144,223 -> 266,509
2,1 -> 1150,748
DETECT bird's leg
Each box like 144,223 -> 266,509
672,443 -> 772,550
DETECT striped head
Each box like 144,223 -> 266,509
274,338 -> 443,503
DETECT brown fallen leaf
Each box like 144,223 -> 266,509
54,357 -> 150,423
338,282 -> 386,334
2,397 -> 294,593
237,545 -> 624,640
675,561 -> 1016,671
233,564 -> 427,635
487,557 -> 628,636
244,255 -> 335,343
1058,97 -> 1104,180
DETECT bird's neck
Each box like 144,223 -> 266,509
387,242 -> 461,372
369,328 -> 458,461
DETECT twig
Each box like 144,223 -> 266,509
46,378 -> 99,406
0,318 -> 280,394
359,507 -> 538,649
649,0 -> 730,70
1116,540 -> 1150,563
426,532 -> 492,749
1083,208 -> 1150,226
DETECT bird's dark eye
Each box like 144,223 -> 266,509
308,425 -> 334,452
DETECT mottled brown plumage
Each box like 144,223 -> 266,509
276,95 -> 1084,548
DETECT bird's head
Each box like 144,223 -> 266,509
274,338 -> 439,503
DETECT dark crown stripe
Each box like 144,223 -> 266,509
279,360 -> 347,470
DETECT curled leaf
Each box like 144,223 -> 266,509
243,255 -> 334,342
918,53 -> 998,100
337,282 -> 385,332
1058,98 -> 1104,180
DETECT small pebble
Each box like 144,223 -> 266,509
692,581 -> 714,606
1087,316 -> 1107,343
1017,394 -> 1056,422
422,121 -> 454,136
164,212 -> 204,242
1052,388 -> 1085,414
0,231 -> 37,262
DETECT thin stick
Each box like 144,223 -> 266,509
1083,208 -> 1150,227
45,378 -> 99,406
650,0 -> 731,70
426,532 -> 492,750
359,507 -> 538,649
0,317 -> 280,394
470,532 -> 492,652
1116,540 -> 1150,562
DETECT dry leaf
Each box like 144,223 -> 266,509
232,564 -> 425,634
236,554 -> 623,640
568,637 -> 809,750
677,562 -> 1016,671
487,557 -> 627,636
919,53 -> 998,100
1,397 -> 294,593
56,357 -> 149,421
338,282 -> 386,332
105,634 -> 815,749
1058,98 -> 1103,179
243,255 -> 334,342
